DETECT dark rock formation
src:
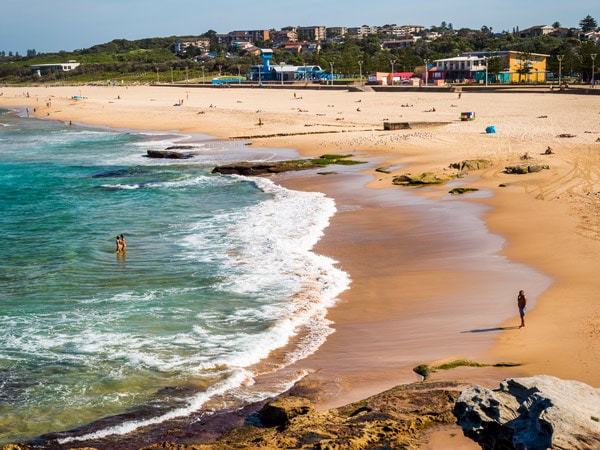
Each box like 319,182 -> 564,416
449,187 -> 479,195
454,375 -> 600,450
504,164 -> 549,174
258,396 -> 314,428
211,161 -> 324,176
146,149 -> 194,159
384,121 -> 411,130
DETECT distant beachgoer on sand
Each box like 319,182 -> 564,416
517,290 -> 527,328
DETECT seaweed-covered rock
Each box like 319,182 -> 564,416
393,172 -> 457,186
449,187 -> 479,195
212,161 -> 322,175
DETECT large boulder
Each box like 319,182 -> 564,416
259,396 -> 314,428
453,375 -> 600,450
450,159 -> 493,171
504,164 -> 549,174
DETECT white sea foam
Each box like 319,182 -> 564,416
53,176 -> 350,442
181,175 -> 350,369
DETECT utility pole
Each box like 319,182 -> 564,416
591,53 -> 597,88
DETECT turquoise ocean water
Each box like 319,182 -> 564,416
0,110 -> 349,444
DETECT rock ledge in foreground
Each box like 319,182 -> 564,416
453,375 -> 600,450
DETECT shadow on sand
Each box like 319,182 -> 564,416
461,326 -> 520,333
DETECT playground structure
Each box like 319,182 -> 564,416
246,49 -> 331,83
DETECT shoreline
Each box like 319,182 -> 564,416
1,85 -> 599,445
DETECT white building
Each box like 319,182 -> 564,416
31,61 -> 80,76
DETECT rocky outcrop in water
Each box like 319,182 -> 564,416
211,161 -> 325,175
146,149 -> 195,159
453,375 -> 600,450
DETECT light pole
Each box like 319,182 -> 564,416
484,56 -> 488,87
171,67 -> 174,83
330,61 -> 334,86
304,61 -> 307,85
591,53 -> 597,88
280,62 -> 285,85
237,65 -> 241,83
390,58 -> 396,85
201,63 -> 205,84
424,59 -> 429,87
218,64 -> 222,77
358,60 -> 363,86
156,67 -> 159,83
557,55 -> 563,86
258,65 -> 262,86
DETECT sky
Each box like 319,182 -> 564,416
1,0 -> 597,54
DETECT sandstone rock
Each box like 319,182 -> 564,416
453,375 -> 600,450
259,396 -> 314,428
504,164 -> 549,174
138,381 -> 469,450
449,159 -> 493,171
392,172 -> 457,185
527,164 -> 550,173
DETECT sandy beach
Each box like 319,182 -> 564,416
2,84 -> 599,422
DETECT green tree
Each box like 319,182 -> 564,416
579,15 -> 598,32
486,56 -> 504,81
516,51 -> 532,82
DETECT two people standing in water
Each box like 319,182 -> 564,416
115,234 -> 127,253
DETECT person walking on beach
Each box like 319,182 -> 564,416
517,290 -> 527,328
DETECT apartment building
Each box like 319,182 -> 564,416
297,26 -> 327,41
347,25 -> 379,38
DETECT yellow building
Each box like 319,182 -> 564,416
504,51 -> 549,83
463,51 -> 549,83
